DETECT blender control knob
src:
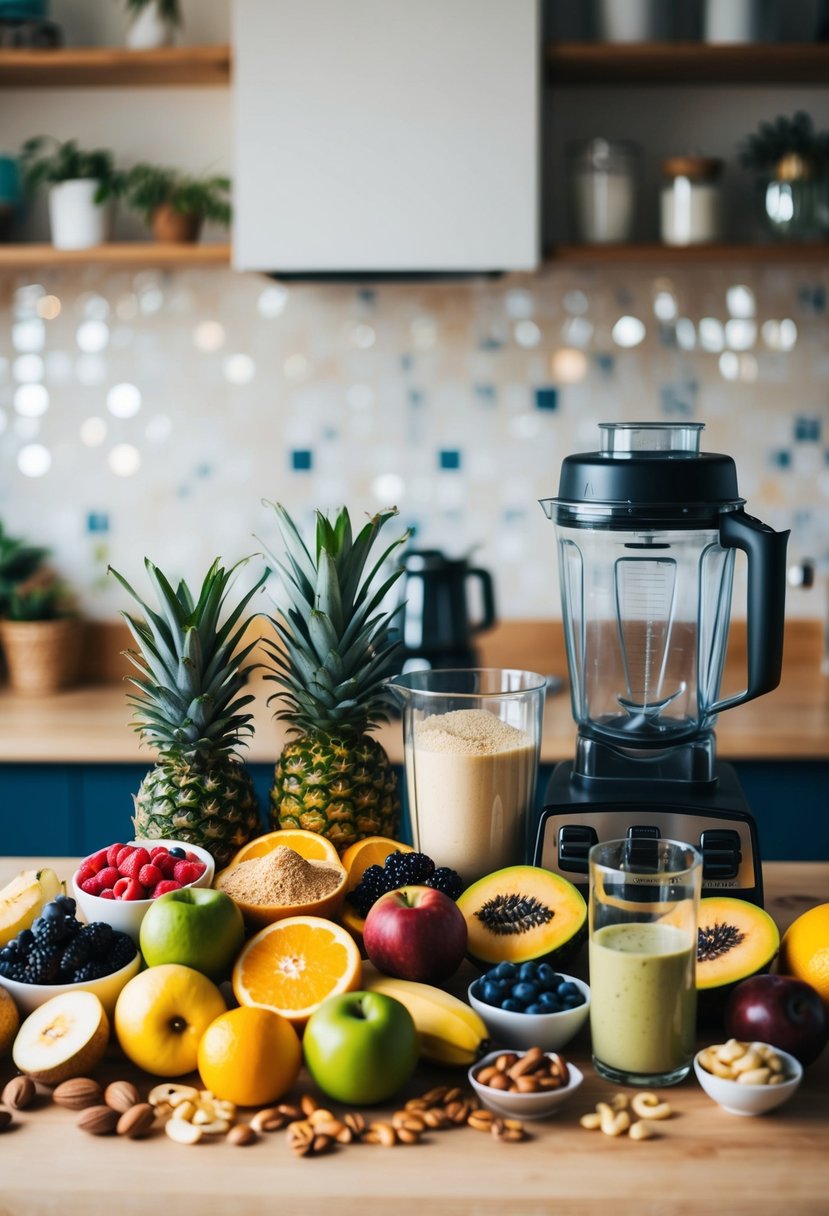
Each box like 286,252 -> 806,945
557,824 -> 598,874
700,828 -> 742,881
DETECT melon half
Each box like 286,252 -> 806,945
12,990 -> 110,1085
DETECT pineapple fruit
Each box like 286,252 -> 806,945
110,557 -> 266,868
263,504 -> 408,851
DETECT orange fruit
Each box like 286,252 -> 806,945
225,829 -> 341,869
232,915 -> 362,1027
0,985 -> 20,1056
341,836 -> 414,889
778,903 -> 829,1010
197,1006 -> 301,1107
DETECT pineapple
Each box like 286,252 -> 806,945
263,504 -> 408,851
109,557 -> 266,868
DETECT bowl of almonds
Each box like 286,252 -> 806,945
468,1046 -> 584,1120
694,1039 -> 803,1116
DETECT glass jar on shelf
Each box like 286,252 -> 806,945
763,153 -> 822,242
567,138 -> 640,245
660,156 -> 723,246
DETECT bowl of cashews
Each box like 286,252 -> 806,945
694,1039 -> 803,1116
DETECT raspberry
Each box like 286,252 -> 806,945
138,863 -> 163,888
106,842 -> 126,867
81,874 -> 106,896
97,866 -> 119,889
150,846 -> 169,859
173,861 -> 204,886
152,879 -> 182,897
112,877 -> 130,899
118,847 -> 151,879
86,848 -> 110,875
155,852 -> 177,878
114,878 -> 145,901
99,890 -> 115,900
185,851 -> 202,863
75,863 -> 96,885
116,845 -> 135,869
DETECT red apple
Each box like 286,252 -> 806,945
725,973 -> 828,1066
363,885 -> 468,983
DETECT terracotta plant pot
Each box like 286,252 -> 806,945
0,618 -> 82,695
150,204 -> 203,244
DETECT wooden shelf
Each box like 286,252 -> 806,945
0,44 -> 230,88
545,242 -> 829,264
546,41 -> 829,84
0,243 -> 231,269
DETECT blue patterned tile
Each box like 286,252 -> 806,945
291,449 -> 313,471
794,417 -> 821,442
594,354 -> 615,376
400,354 -> 413,372
409,388 -> 424,406
86,511 -> 109,534
534,387 -> 559,411
771,449 -> 792,469
439,449 -> 461,470
479,337 -> 504,351
195,462 -> 213,478
474,384 -> 497,403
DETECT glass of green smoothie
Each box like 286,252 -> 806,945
588,838 -> 701,1087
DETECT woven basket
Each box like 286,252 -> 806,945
0,618 -> 82,694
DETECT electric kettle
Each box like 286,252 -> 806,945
393,549 -> 497,671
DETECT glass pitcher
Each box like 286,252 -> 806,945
540,423 -> 789,777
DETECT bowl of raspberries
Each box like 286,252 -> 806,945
72,839 -> 215,942
0,894 -> 141,1016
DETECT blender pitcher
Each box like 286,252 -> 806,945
541,423 -> 789,785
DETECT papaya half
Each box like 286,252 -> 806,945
456,865 -> 587,968
688,896 -> 780,1024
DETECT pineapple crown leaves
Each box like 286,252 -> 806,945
259,503 -> 409,738
108,555 -> 268,762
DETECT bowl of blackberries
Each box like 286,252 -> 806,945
0,894 -> 141,1017
468,961 -> 591,1051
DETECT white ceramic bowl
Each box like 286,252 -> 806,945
72,839 -> 215,943
693,1046 -> 803,1116
468,1049 -> 584,1120
468,973 -> 591,1052
0,950 -> 141,1019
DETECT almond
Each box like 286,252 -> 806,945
105,1080 -> 141,1113
0,1107 -> 14,1132
53,1078 -> 104,1111
116,1103 -> 155,1139
227,1123 -> 258,1146
77,1105 -> 120,1136
2,1075 -> 36,1110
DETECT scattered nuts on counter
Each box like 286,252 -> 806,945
473,1046 -> 569,1093
630,1092 -> 673,1120
53,1078 -> 104,1110
226,1123 -> 258,1147
579,1092 -> 671,1141
116,1103 -> 156,1139
2,1075 -> 36,1110
165,1118 -> 203,1145
697,1040 -> 788,1085
76,1105 -> 120,1136
104,1080 -> 141,1114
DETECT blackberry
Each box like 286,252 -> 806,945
53,894 -> 76,915
346,864 -> 388,917
25,948 -> 61,984
384,851 -> 435,887
107,933 -> 137,971
6,962 -> 27,982
0,944 -> 19,964
17,928 -> 35,953
72,961 -> 110,983
78,922 -> 114,958
59,939 -> 92,974
426,867 -> 465,901
32,916 -> 64,947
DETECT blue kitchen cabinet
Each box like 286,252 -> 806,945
0,764 -> 76,855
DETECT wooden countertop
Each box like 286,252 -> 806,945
0,859 -> 827,1216
0,620 -> 827,764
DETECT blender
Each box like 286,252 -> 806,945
533,422 -> 789,904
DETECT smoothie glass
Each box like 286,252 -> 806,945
388,669 -> 546,886
588,838 -> 701,1087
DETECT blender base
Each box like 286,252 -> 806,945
532,760 -> 764,905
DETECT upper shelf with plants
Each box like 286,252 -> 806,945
0,44 -> 230,88
545,41 -> 829,85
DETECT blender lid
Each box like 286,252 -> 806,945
542,422 -> 745,526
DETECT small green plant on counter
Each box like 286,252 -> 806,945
19,137 -> 123,202
124,164 -> 232,226
5,583 -> 74,623
0,524 -> 48,617
739,111 -> 829,172
122,0 -> 182,25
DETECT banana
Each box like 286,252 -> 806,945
0,867 -> 63,947
363,972 -> 490,1067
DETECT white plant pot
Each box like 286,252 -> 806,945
126,4 -> 176,50
596,0 -> 665,41
48,180 -> 111,251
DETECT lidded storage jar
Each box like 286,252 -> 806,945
660,156 -> 723,246
567,139 -> 639,244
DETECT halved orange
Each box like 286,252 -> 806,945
232,915 -> 362,1027
340,835 -> 414,890
225,829 -> 341,869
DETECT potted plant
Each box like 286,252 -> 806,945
740,111 -> 829,241
120,0 -> 182,50
124,163 -> 231,243
0,582 -> 82,695
19,136 -> 122,250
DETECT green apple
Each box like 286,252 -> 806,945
139,888 -> 244,980
303,991 -> 419,1105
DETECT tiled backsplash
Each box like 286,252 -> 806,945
1,263 -> 827,620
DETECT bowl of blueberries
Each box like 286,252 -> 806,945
468,960 -> 591,1052
0,893 -> 141,1017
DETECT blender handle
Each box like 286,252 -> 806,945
465,568 -> 497,634
710,509 -> 790,713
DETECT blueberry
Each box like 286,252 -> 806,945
493,961 -> 517,980
536,963 -> 557,989
42,901 -> 65,922
558,981 -> 580,999
481,981 -> 502,1006
518,962 -> 539,982
539,991 -> 561,1011
511,982 -> 539,1004
524,1003 -> 546,1015
501,998 -> 524,1013
562,992 -> 584,1008
168,847 -> 186,859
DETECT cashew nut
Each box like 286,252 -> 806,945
609,1093 -> 629,1111
630,1092 -> 672,1121
597,1103 -> 631,1137
579,1112 -> 602,1130
737,1067 -> 771,1086
629,1120 -> 656,1141
149,1083 -> 198,1108
165,1119 -> 203,1145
